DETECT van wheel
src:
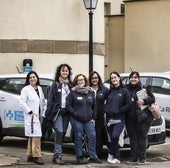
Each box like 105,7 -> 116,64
0,119 -> 4,142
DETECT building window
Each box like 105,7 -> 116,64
104,2 -> 111,16
121,3 -> 125,14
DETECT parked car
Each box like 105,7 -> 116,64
0,73 -> 166,148
0,73 -> 73,143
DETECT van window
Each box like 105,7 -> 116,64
0,78 -> 25,94
121,77 -> 128,85
152,77 -> 170,95
121,76 -> 147,86
39,78 -> 53,98
0,78 -> 52,97
140,77 -> 148,86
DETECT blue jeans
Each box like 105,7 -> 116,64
70,116 -> 97,158
53,113 -> 69,156
107,120 -> 125,160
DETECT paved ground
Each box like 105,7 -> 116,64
0,135 -> 170,168
0,146 -> 170,168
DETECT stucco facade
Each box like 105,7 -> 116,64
0,0 -> 105,78
2,0 -> 169,80
124,0 -> 170,73
105,0 -> 170,79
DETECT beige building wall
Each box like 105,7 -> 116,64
105,15 -> 124,80
0,0 -> 105,79
124,0 -> 170,72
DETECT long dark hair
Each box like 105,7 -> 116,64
89,71 -> 103,88
25,71 -> 40,86
54,63 -> 72,83
109,71 -> 124,89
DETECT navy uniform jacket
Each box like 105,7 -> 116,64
95,86 -> 109,119
66,90 -> 96,122
105,86 -> 131,120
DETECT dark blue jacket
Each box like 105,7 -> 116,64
95,86 -> 109,119
126,82 -> 155,119
105,86 -> 131,120
66,90 -> 96,122
45,82 -> 62,120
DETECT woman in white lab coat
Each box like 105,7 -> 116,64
20,71 -> 46,165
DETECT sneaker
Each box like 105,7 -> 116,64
88,157 -> 102,164
138,159 -> 146,164
127,158 -> 138,164
52,155 -> 64,165
109,158 -> 120,164
107,154 -> 114,163
33,157 -> 44,165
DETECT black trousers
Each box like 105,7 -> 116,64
95,117 -> 107,157
126,116 -> 152,160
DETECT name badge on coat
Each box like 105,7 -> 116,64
77,97 -> 83,100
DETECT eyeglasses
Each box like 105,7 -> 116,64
91,77 -> 99,80
77,78 -> 85,82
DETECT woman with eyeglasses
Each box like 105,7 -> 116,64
104,71 -> 131,164
66,74 -> 102,164
89,71 -> 109,158
19,71 -> 47,165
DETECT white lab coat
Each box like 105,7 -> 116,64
19,85 -> 47,137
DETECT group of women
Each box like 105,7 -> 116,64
19,64 -> 155,165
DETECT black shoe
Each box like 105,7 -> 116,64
27,155 -> 34,162
52,155 -> 64,165
138,159 -> 146,164
77,156 -> 84,164
88,157 -> 102,164
127,158 -> 138,164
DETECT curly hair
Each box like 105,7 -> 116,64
54,63 -> 72,83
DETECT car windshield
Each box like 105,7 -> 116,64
0,77 -> 53,98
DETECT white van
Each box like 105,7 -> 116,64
0,73 -> 73,143
0,73 -> 166,148
120,72 -> 170,129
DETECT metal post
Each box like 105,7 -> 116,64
89,10 -> 93,75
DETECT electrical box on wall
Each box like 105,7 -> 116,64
23,59 -> 33,72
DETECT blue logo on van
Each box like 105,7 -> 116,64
4,110 -> 24,121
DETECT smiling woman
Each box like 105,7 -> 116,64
66,73 -> 102,164
104,71 -> 131,164
19,71 -> 47,165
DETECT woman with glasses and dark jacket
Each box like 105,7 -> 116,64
89,71 -> 109,158
66,73 -> 102,164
